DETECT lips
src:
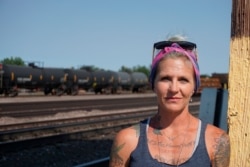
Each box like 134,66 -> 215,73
166,97 -> 181,99
164,96 -> 182,103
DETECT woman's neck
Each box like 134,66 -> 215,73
153,111 -> 192,130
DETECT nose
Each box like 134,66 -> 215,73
168,81 -> 178,92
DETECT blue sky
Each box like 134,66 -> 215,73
0,0 -> 231,75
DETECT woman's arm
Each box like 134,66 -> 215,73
109,124 -> 140,167
212,132 -> 230,167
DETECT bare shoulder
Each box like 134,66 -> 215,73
109,123 -> 140,167
206,124 -> 228,138
205,124 -> 230,167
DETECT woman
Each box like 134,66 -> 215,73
109,36 -> 230,167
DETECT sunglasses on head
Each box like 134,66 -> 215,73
152,40 -> 197,61
154,41 -> 197,50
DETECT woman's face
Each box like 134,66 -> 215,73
154,57 -> 195,113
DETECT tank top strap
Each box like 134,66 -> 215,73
138,118 -> 150,138
199,120 -> 208,148
129,118 -> 151,167
190,120 -> 201,156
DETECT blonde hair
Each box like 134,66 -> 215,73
167,34 -> 188,41
167,34 -> 198,60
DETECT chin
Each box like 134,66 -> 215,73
163,106 -> 182,113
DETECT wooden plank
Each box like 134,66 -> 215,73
229,0 -> 250,166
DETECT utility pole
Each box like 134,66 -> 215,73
228,0 -> 250,166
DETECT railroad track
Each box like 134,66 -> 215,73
74,157 -> 110,167
0,108 -> 157,142
0,106 -> 161,153
0,94 -> 200,142
0,105 -> 199,153
0,94 -> 200,117
0,94 -> 158,117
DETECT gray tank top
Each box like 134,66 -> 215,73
129,119 -> 211,167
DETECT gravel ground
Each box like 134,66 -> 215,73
0,137 -> 114,167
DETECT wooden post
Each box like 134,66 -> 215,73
228,0 -> 250,166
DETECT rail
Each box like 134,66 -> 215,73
74,157 -> 110,167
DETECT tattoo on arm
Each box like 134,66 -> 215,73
213,133 -> 230,167
109,141 -> 125,167
110,125 -> 139,166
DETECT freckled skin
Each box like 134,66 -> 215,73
206,125 -> 231,167
109,56 -> 230,167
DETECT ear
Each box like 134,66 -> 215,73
191,90 -> 195,96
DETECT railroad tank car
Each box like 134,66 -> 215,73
117,71 -> 132,90
64,69 -> 93,95
0,64 -> 44,96
130,72 -> 149,92
41,67 -> 91,96
91,70 -> 119,94
41,67 -> 68,95
0,64 -> 151,96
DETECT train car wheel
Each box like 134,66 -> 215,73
66,89 -> 72,95
51,89 -> 56,95
111,88 -> 117,94
44,87 -> 51,95
71,86 -> 79,96
56,88 -> 64,96
9,91 -> 18,97
56,84 -> 66,96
